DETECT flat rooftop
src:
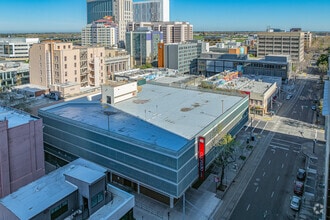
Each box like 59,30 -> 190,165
41,84 -> 244,151
0,106 -> 38,128
0,158 -> 106,220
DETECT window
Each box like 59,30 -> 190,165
75,77 -> 77,82
65,64 -> 67,69
64,56 -> 67,61
91,191 -> 104,208
51,200 -> 68,220
74,63 -> 77,67
74,55 -> 76,60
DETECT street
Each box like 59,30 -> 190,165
229,76 -> 325,220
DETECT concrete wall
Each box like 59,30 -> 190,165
0,119 -> 45,198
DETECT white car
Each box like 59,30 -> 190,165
290,195 -> 301,211
286,94 -> 293,100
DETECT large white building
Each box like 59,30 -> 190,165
0,38 -> 39,60
82,16 -> 118,47
133,0 -> 169,22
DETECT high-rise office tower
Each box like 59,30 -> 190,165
133,0 -> 170,22
87,0 -> 113,24
113,0 -> 133,47
87,0 -> 133,48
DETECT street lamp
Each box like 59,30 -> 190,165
221,99 -> 224,114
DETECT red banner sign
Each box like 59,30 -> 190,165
198,136 -> 206,180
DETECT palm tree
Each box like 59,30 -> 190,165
214,134 -> 236,189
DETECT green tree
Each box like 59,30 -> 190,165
214,134 -> 236,188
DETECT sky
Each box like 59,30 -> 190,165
0,0 -> 329,33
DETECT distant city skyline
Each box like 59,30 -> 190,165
0,0 -> 329,33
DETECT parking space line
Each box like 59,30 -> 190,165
271,192 -> 274,198
255,187 -> 259,192
277,176 -> 280,181
281,163 -> 284,168
268,160 -> 271,165
246,204 -> 250,211
263,172 -> 266,177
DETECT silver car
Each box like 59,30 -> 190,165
290,195 -> 301,211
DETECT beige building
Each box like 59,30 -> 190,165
105,49 -> 132,79
127,21 -> 193,44
29,41 -> 106,96
257,32 -> 305,62
113,0 -> 133,47
304,31 -> 313,49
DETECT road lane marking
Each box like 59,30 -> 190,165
270,145 -> 289,151
293,150 -> 300,153
246,204 -> 250,211
281,163 -> 284,168
286,153 -> 288,157
255,187 -> 259,192
263,172 -> 266,177
268,160 -> 271,165
277,176 -> 280,181
252,121 -> 260,132
260,121 -> 268,134
271,192 -> 274,198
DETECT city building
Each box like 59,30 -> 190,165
87,0 -> 113,24
198,53 -> 292,80
86,0 -> 133,47
0,106 -> 45,198
82,16 -> 119,48
0,62 -> 29,89
0,158 -> 134,220
105,48 -> 132,78
158,41 -> 207,74
202,73 -> 279,116
0,38 -> 39,61
127,21 -> 193,44
133,0 -> 169,22
257,31 -> 305,62
113,0 -> 133,47
126,27 -> 163,65
322,57 -> 330,219
38,83 -> 249,207
304,31 -> 313,49
29,41 -> 106,97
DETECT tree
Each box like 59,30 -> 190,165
214,134 -> 236,188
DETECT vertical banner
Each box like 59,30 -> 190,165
198,136 -> 206,180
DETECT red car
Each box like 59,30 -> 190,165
294,181 -> 304,196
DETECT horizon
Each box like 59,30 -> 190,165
0,0 -> 329,33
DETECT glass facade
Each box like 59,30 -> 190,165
39,96 -> 249,198
87,0 -> 113,24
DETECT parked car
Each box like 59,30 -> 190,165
297,168 -> 306,181
286,94 -> 293,100
290,195 -> 302,211
311,105 -> 316,111
294,181 -> 304,196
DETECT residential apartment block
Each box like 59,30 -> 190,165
0,158 -> 134,220
127,21 -> 193,44
82,16 -> 118,48
104,48 -> 132,77
257,32 -> 305,62
0,106 -> 45,198
133,0 -> 170,22
29,42 -> 106,97
0,38 -> 39,61
126,27 -> 163,65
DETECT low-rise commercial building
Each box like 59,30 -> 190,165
38,83 -> 249,207
198,53 -> 292,80
0,62 -> 29,89
0,38 -> 39,61
0,158 -> 134,220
